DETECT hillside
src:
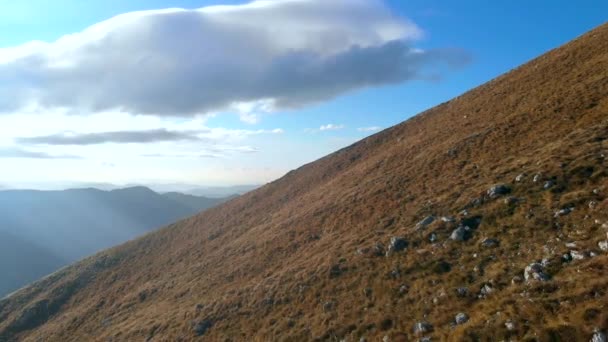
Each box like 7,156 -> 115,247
0,187 -> 231,298
1,23 -> 607,342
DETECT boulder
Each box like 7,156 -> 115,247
591,329 -> 607,342
455,313 -> 469,325
481,238 -> 499,248
487,184 -> 511,198
570,250 -> 586,260
416,215 -> 436,230
193,319 -> 213,336
450,226 -> 471,241
386,237 -> 408,256
413,321 -> 433,335
524,262 -> 550,282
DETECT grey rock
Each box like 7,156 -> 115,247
450,226 -> 471,241
511,276 -> 523,285
570,250 -> 586,260
515,173 -> 526,182
598,241 -> 608,252
441,216 -> 456,223
591,329 -> 607,342
455,312 -> 469,325
481,238 -> 500,248
413,321 -> 433,335
428,233 -> 438,243
487,184 -> 511,198
416,215 -> 436,230
386,237 -> 408,256
533,174 -> 542,183
524,262 -> 550,282
479,284 -> 493,297
555,207 -> 573,217
544,180 -> 555,189
456,287 -> 469,297
505,320 -> 516,331
193,319 -> 213,336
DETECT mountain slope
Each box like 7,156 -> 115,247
1,23 -> 608,341
0,187 -> 231,298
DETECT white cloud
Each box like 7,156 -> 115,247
0,0 -> 468,118
357,126 -> 382,132
319,124 -> 345,131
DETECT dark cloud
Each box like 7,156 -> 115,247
17,129 -> 202,145
0,0 -> 469,117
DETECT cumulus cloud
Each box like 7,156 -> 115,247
0,147 -> 80,159
357,126 -> 382,132
0,0 -> 468,118
319,124 -> 345,131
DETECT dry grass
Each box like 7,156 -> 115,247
1,22 -> 608,342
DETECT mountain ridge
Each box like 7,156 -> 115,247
0,186 -> 234,299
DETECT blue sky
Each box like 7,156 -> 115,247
0,0 -> 606,189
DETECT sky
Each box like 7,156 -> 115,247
0,0 -> 606,190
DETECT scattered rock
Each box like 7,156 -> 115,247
589,201 -> 599,209
570,250 -> 586,260
193,319 -> 213,336
416,216 -> 436,230
562,253 -> 573,263
511,276 -> 523,285
591,329 -> 607,342
386,237 -> 408,256
487,184 -> 511,198
504,196 -> 520,205
479,284 -> 493,298
428,233 -> 438,243
481,238 -> 500,248
555,207 -> 574,217
441,216 -> 456,223
515,173 -> 526,182
524,262 -> 550,282
505,320 -> 516,331
598,241 -> 608,252
565,242 -> 578,248
413,322 -> 433,335
450,226 -> 471,241
455,313 -> 469,325
544,180 -> 555,189
456,287 -> 469,297
533,174 -> 542,183
390,268 -> 401,279
398,284 -> 409,295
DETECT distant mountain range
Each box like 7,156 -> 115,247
0,186 -> 234,297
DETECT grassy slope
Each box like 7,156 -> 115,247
1,23 -> 608,342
